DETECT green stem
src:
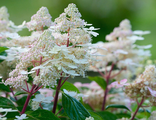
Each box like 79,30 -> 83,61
131,97 -> 144,120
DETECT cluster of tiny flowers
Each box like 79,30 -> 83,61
124,65 -> 156,105
26,7 -> 53,31
89,19 -> 151,80
85,116 -> 94,120
0,6 -> 11,33
54,3 -> 83,32
0,6 -> 32,80
51,3 -> 98,45
5,3 -> 98,88
31,101 -> 40,111
0,6 -> 25,39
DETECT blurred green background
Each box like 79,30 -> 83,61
1,0 -> 156,59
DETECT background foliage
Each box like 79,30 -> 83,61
0,0 -> 156,59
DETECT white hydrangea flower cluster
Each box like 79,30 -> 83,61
0,6 -> 31,80
0,6 -> 10,32
51,3 -> 98,45
85,116 -> 94,120
54,3 -> 83,32
5,3 -> 98,88
0,6 -> 25,38
26,7 -> 53,31
124,65 -> 156,104
5,30 -> 56,88
89,19 -> 151,79
105,19 -> 132,41
31,101 -> 40,111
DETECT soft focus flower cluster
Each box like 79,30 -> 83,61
149,111 -> 156,120
124,65 -> 156,105
0,6 -> 30,80
74,81 -> 132,110
4,3 -> 98,89
0,6 -> 25,36
89,19 -> 151,81
74,81 -> 104,109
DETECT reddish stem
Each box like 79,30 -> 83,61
32,85 -> 43,94
95,67 -> 106,79
131,97 -> 144,120
110,68 -> 125,79
52,77 -> 63,114
33,83 -> 40,91
101,63 -> 114,111
39,103 -> 43,109
53,28 -> 70,114
10,88 -> 18,101
58,76 -> 69,90
21,85 -> 36,114
56,107 -> 63,116
21,56 -> 43,114
67,28 -> 70,47
20,87 -> 30,93
25,80 -> 29,92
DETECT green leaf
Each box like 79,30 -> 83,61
62,93 -> 90,120
6,112 -> 20,119
88,76 -> 106,90
0,79 -> 10,92
116,113 -> 132,119
0,46 -> 8,53
26,110 -> 60,120
61,81 -> 80,93
14,91 -> 27,96
59,117 -> 70,120
0,97 -> 16,109
105,104 -> 130,111
83,103 -> 94,111
96,111 -> 117,120
89,111 -> 103,120
137,108 -> 151,119
16,96 -> 28,106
